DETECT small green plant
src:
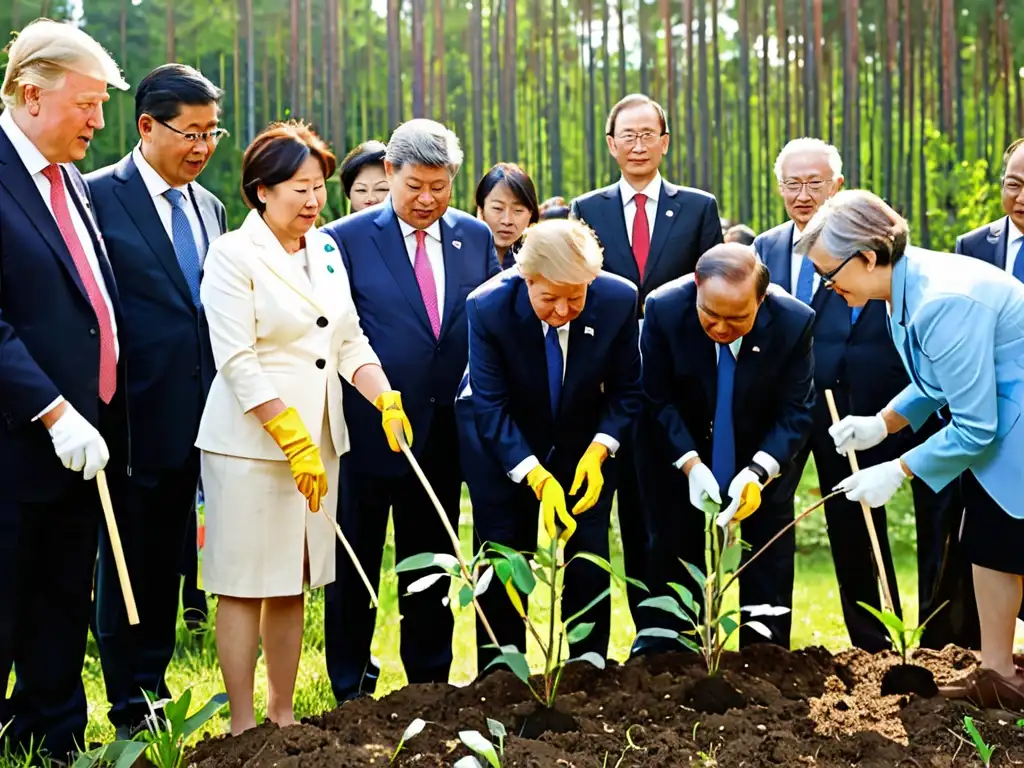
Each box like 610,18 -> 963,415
855,600 -> 949,664
601,725 -> 644,767
962,715 -> 997,767
451,719 -> 506,768
389,718 -> 427,765
1016,718 -> 1024,728
72,689 -> 227,768
0,721 -> 51,768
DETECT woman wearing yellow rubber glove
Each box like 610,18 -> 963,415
195,122 -> 408,737
454,219 -> 642,672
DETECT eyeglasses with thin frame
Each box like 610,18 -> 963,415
613,130 -> 666,147
779,178 -> 834,194
813,250 -> 862,289
155,118 -> 230,145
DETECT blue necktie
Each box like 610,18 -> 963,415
1012,237 -> 1024,283
711,344 -> 736,488
164,188 -> 202,307
545,326 -> 563,417
794,254 -> 815,305
851,306 -> 862,324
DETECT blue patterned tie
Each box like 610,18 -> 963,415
545,326 -> 563,417
794,255 -> 815,305
711,344 -> 736,488
164,188 -> 202,307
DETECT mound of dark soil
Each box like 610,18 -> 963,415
187,644 -> 1024,767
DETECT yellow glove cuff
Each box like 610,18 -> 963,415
263,407 -> 313,460
526,466 -> 553,500
374,390 -> 403,412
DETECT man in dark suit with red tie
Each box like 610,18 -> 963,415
0,20 -> 129,760
570,94 -> 723,654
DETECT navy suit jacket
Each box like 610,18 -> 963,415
322,200 -> 501,476
85,153 -> 227,472
640,278 -> 815,474
570,178 -> 722,314
754,221 -> 907,416
955,216 -> 1010,268
0,129 -> 125,502
457,269 -> 642,485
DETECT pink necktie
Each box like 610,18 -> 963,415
43,164 -> 117,404
414,230 -> 441,338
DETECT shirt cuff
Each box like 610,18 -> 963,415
592,433 -> 620,456
32,396 -> 65,423
674,450 -> 700,470
752,451 -> 781,479
509,455 -> 540,484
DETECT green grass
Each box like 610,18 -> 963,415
8,462 -> 1024,756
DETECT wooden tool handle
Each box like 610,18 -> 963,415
326,514 -> 379,607
96,470 -> 140,626
823,390 -> 896,613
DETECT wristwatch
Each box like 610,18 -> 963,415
746,462 -> 769,485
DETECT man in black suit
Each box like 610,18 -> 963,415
640,244 -> 815,647
85,64 -> 228,738
0,20 -> 128,760
569,95 -> 723,651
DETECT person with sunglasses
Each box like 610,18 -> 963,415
799,189 -> 1024,711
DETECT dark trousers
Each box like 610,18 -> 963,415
324,410 -> 461,702
472,464 -> 616,673
94,453 -> 200,730
788,400 -> 902,653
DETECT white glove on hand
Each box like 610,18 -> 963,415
834,459 -> 908,508
686,462 -> 722,515
717,467 -> 763,527
829,414 -> 888,456
47,404 -> 110,481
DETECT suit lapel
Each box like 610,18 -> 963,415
693,313 -> 719,412
439,211 -> 462,339
766,222 -> 795,292
63,165 -> 120,310
991,217 -> 1009,270
189,185 -> 223,261
113,155 -> 195,308
597,186 -> 639,286
515,284 -> 551,414
561,304 -> 596,412
643,182 -> 682,287
733,298 -> 774,408
372,201 -> 433,334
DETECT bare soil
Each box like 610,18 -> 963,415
187,644 -> 1024,766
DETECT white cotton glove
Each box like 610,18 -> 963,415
828,414 -> 888,456
47,404 -> 110,481
686,462 -> 722,515
717,467 -> 764,527
834,459 -> 909,509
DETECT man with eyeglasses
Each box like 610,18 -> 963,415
85,63 -> 228,739
753,138 -> 913,653
570,93 -> 723,658
957,139 -> 1024,280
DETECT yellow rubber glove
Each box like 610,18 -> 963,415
263,407 -> 328,513
569,442 -> 609,515
526,466 -> 576,546
732,482 -> 762,523
373,390 -> 413,452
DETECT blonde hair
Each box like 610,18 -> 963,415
1,18 -> 128,109
515,219 -> 604,285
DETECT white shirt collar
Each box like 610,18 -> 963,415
543,320 -> 570,335
0,109 -> 51,177
398,216 -> 442,243
618,172 -> 662,208
791,223 -> 805,245
1008,217 -> 1024,246
132,143 -> 188,201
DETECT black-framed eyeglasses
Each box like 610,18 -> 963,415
155,118 -> 229,145
814,251 -> 863,289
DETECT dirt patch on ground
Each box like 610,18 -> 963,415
188,645 -> 1024,767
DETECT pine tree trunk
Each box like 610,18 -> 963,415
551,0 -> 562,193
842,0 -> 858,187
290,0 -> 300,114
684,0 -> 695,184
506,0 -> 518,162
617,0 -> 626,96
167,0 -> 175,61
712,0 -> 723,200
471,0 -> 484,182
413,0 -> 425,116
738,0 -> 751,222
698,0 -> 710,192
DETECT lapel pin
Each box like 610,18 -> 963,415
585,326 -> 594,336
752,346 -> 761,353
665,210 -> 674,217
325,243 -> 336,252
327,265 -> 335,274
452,240 -> 462,249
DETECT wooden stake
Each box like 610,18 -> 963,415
95,470 -> 139,625
325,514 -> 379,607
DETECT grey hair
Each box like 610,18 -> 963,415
773,137 -> 843,183
385,118 -> 464,177
695,243 -> 770,299
515,219 -> 604,284
794,189 -> 908,266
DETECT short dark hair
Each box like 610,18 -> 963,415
241,120 -> 337,213
339,140 -> 387,198
540,204 -> 571,220
695,243 -> 770,300
474,163 -> 540,224
1001,137 -> 1024,177
135,63 -> 223,126
724,224 -> 756,246
605,93 -> 669,137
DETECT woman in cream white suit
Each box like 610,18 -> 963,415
196,121 -> 413,735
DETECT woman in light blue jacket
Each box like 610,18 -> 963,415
797,189 -> 1024,710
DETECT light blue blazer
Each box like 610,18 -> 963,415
888,245 -> 1024,519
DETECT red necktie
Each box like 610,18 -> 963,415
42,164 -> 117,404
632,192 -> 650,278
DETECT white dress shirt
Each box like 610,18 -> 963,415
789,225 -> 821,298
619,172 -> 662,246
398,217 -> 446,323
674,336 -> 781,479
1006,218 -> 1023,277
1,109 -> 119,421
508,321 -> 621,484
132,144 -> 206,255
